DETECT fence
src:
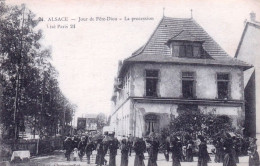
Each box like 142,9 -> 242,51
1,137 -> 64,161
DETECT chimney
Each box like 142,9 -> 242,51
250,11 -> 256,22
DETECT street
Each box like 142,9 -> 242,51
12,150 -> 249,166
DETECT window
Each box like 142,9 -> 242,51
145,70 -> 158,97
171,43 -> 202,58
186,45 -> 193,57
172,46 -> 180,57
193,46 -> 201,57
182,72 -> 195,98
179,45 -> 185,57
217,73 -> 230,99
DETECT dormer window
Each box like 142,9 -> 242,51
170,42 -> 202,58
166,30 -> 204,58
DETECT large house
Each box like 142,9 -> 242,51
110,16 -> 252,137
235,12 -> 260,137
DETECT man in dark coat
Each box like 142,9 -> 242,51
78,137 -> 86,161
108,132 -> 119,166
134,138 -> 146,166
127,134 -> 134,156
197,136 -> 210,166
147,136 -> 160,166
102,132 -> 109,165
223,134 -> 237,166
160,137 -> 170,161
85,140 -> 95,164
121,139 -> 129,166
64,137 -> 73,161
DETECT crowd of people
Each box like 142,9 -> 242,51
63,131 -> 259,166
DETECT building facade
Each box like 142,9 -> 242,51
110,16 -> 251,138
235,12 -> 260,137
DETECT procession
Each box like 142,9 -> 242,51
61,131 -> 259,166
1,0 -> 260,166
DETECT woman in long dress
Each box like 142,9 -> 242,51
186,140 -> 193,162
223,134 -> 237,166
213,138 -> 224,163
197,136 -> 210,166
134,138 -> 146,166
95,139 -> 105,166
121,139 -> 129,166
147,137 -> 160,166
170,136 -> 181,166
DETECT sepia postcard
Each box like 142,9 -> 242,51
0,0 -> 260,165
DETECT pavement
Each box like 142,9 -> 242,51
10,150 -> 249,166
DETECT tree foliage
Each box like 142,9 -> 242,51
0,2 -> 75,139
169,111 -> 233,139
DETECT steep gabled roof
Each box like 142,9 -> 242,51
128,17 -> 230,59
235,21 -> 260,58
121,16 -> 251,74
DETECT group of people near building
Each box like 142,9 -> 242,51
63,131 -> 120,165
63,131 -> 259,166
212,134 -> 259,166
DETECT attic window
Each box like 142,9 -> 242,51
171,42 -> 202,58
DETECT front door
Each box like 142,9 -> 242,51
145,114 -> 159,135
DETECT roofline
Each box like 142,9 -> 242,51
121,60 -> 252,73
126,16 -> 165,60
191,19 -> 229,57
235,22 -> 260,58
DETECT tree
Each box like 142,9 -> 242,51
0,3 -> 75,139
169,110 -> 233,139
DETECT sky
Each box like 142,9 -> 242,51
5,0 -> 260,119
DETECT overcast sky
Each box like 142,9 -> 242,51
5,0 -> 260,119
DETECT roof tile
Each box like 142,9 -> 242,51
125,17 -> 251,69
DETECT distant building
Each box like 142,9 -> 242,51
235,12 -> 260,137
77,117 -> 87,130
110,16 -> 251,137
77,114 -> 98,132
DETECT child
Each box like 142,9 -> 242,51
72,148 -> 79,161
